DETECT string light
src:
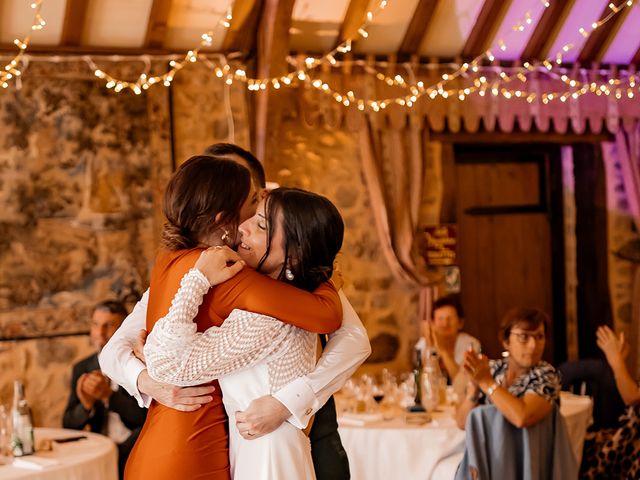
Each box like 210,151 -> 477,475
2,0 -> 638,113
1,0 -> 46,87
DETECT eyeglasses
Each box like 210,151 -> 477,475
510,330 -> 546,344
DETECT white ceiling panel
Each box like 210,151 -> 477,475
355,0 -> 420,54
290,0 -> 349,53
601,5 -> 640,65
1,0 -> 67,45
83,0 -> 154,48
165,0 -> 234,50
491,0 -> 547,61
419,0 -> 484,57
546,0 -> 607,63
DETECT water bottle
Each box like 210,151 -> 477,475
10,381 -> 34,457
421,348 -> 445,411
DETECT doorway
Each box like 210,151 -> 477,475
453,145 -> 565,363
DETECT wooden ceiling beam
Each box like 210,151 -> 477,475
461,0 -> 513,59
60,0 -> 90,47
144,0 -> 174,49
222,0 -> 265,53
632,44 -> 640,67
578,0 -> 630,64
520,0 -> 575,61
336,0 -> 371,46
398,0 -> 440,56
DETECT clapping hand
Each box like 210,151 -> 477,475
462,350 -> 491,385
596,325 -> 629,369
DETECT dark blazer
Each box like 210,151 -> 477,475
63,352 -> 147,437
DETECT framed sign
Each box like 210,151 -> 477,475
422,225 -> 457,266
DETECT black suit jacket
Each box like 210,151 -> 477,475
62,353 -> 147,441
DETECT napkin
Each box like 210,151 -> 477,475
12,456 -> 60,470
339,412 -> 384,426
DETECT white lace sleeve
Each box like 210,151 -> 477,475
144,268 -> 297,386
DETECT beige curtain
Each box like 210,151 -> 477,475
602,124 -> 640,376
358,116 -> 439,325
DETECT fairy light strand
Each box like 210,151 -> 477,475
1,1 -> 46,89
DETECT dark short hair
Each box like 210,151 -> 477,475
161,155 -> 251,250
499,307 -> 548,342
93,300 -> 128,318
258,188 -> 344,292
203,143 -> 266,189
431,295 -> 464,319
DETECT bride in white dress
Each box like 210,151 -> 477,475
142,188 -> 345,480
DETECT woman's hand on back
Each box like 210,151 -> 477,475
195,246 -> 245,286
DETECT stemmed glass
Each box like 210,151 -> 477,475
0,405 -> 12,465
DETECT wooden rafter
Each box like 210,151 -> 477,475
222,0 -> 265,53
60,0 -> 90,47
520,0 -> 575,61
254,0 -> 295,161
398,0 -> 440,55
336,0 -> 370,46
144,0 -> 174,49
632,45 -> 640,67
461,0 -> 513,59
578,0 -> 630,64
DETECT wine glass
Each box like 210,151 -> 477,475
0,405 -> 11,465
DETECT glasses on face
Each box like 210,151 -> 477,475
510,330 -> 546,344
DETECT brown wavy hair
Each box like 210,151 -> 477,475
161,155 -> 251,250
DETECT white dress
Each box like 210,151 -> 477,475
143,268 -> 317,480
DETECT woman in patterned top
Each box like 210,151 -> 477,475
580,325 -> 640,479
455,307 -> 560,429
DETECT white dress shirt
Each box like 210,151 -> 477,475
99,288 -> 371,429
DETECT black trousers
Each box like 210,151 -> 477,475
309,397 -> 350,480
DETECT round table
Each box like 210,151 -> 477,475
0,428 -> 118,480
338,392 -> 593,480
338,407 -> 466,480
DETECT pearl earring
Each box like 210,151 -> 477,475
221,229 -> 230,245
285,268 -> 294,281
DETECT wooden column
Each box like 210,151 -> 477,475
254,0 -> 295,162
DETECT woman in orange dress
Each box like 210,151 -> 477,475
124,156 -> 342,480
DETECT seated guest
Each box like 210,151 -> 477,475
580,325 -> 640,479
416,295 -> 480,384
63,300 -> 147,479
455,307 -> 560,429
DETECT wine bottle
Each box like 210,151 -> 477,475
11,381 -> 34,457
409,347 -> 426,412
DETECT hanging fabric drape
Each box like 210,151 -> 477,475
358,115 -> 441,328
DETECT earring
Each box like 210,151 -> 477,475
221,229 -> 230,245
285,268 -> 294,281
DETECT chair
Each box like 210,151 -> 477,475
455,405 -> 578,480
558,359 -> 626,430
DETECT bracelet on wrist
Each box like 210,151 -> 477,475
485,381 -> 499,397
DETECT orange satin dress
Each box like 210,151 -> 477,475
124,248 -> 341,480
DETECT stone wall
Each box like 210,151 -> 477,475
0,61 -> 171,426
0,61 -> 422,427
263,90 -> 420,373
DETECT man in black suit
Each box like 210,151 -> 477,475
63,300 -> 147,479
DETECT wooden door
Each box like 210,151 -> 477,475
454,147 -> 562,361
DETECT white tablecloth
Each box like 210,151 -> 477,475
338,408 -> 466,480
0,428 -> 118,480
338,392 -> 593,480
